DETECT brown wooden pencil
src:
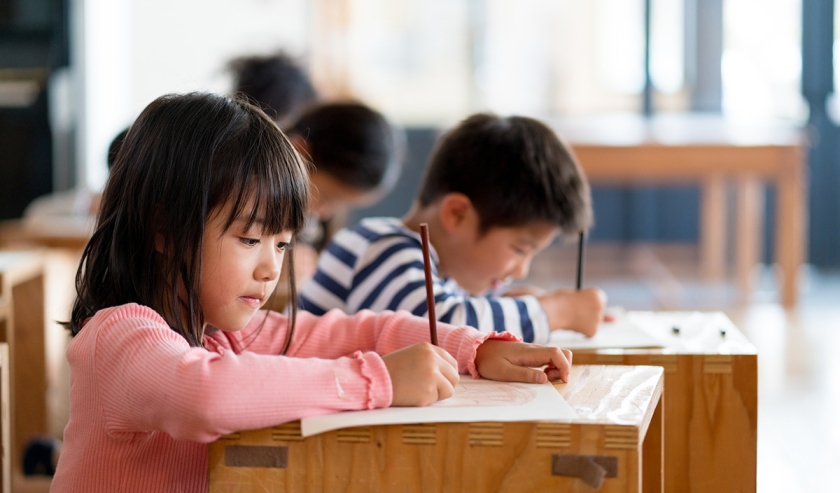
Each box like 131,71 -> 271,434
419,223 -> 438,346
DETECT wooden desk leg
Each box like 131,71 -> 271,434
701,176 -> 727,280
775,147 -> 806,308
642,392 -> 664,493
10,275 -> 47,475
735,177 -> 764,304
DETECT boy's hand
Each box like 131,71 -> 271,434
474,340 -> 573,384
538,288 -> 611,337
382,343 -> 460,407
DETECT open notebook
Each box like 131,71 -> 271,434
301,378 -> 577,437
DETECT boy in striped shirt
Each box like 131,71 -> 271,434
299,113 -> 608,343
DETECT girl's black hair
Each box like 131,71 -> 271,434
70,92 -> 309,351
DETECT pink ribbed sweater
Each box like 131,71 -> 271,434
50,303 -> 508,492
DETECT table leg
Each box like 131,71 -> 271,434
701,176 -> 726,280
775,147 -> 806,308
642,392 -> 664,493
735,177 -> 764,304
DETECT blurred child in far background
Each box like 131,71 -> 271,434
229,53 -> 403,290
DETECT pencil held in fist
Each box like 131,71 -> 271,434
382,343 -> 459,407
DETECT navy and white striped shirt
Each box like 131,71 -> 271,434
299,218 -> 551,343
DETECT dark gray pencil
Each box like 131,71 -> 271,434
576,230 -> 585,290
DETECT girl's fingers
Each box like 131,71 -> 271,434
503,363 -> 549,384
544,366 -> 564,381
543,347 -> 572,383
437,353 -> 461,388
433,345 -> 459,370
561,348 -> 573,366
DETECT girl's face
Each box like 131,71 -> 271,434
200,200 -> 292,332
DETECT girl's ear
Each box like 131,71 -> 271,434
438,193 -> 475,234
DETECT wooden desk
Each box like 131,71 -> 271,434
553,113 -> 806,307
0,218 -> 92,252
0,251 -> 47,476
572,311 -> 757,493
208,365 -> 663,492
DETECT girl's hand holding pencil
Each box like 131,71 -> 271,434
382,343 -> 460,407
382,340 -> 573,407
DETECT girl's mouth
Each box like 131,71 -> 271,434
239,296 -> 262,308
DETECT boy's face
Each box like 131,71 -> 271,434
445,220 -> 558,295
200,200 -> 292,332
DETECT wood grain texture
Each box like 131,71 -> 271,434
208,365 -> 664,493
572,312 -> 758,493
0,344 -> 10,493
0,251 -> 47,475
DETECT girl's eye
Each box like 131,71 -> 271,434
277,242 -> 290,251
240,238 -> 260,246
512,246 -> 526,255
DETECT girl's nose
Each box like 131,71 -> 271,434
257,249 -> 282,282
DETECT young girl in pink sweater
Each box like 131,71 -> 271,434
50,93 -> 572,492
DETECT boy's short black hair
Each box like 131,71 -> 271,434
418,113 -> 592,235
289,102 -> 401,192
228,52 -> 317,125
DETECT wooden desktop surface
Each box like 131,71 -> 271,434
571,311 -> 758,493
554,113 -> 806,308
208,364 -> 664,493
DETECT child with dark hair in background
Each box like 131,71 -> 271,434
228,52 -> 317,127
229,54 -> 403,284
300,113 -> 610,343
50,93 -> 570,492
287,102 -> 402,250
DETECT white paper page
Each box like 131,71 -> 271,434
301,378 -> 576,437
548,318 -> 665,350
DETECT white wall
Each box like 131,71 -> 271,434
129,0 -> 311,115
76,0 -> 311,189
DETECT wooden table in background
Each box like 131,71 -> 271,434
571,311 -> 758,493
208,365 -> 664,493
0,218 -> 92,252
553,113 -> 807,307
0,251 -> 47,476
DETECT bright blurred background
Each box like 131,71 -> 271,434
2,1 -> 840,492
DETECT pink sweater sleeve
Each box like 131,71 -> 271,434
91,305 -> 516,443
225,308 -> 518,377
91,306 -> 390,443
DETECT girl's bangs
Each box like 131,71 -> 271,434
221,135 -> 308,237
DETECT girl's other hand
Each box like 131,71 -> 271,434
474,340 -> 573,384
382,343 -> 460,407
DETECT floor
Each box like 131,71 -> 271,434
526,242 -> 840,493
